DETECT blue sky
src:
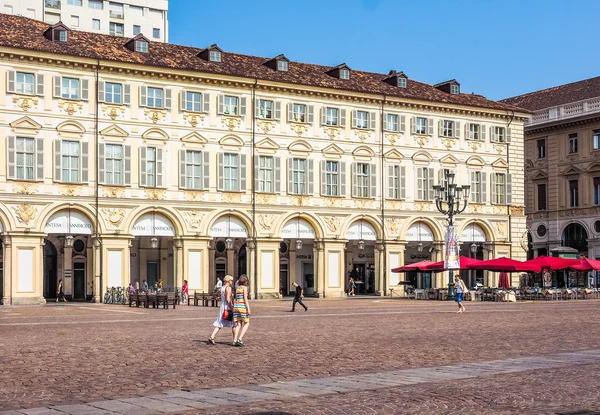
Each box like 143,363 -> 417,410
169,0 -> 600,101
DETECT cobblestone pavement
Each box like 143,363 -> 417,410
1,298 -> 600,414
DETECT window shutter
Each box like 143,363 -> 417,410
240,97 -> 247,116
274,156 -> 281,193
202,151 -> 210,190
383,114 -> 389,131
490,126 -> 497,142
139,86 -> 147,107
164,88 -> 171,109
81,79 -> 89,101
240,154 -> 247,191
470,171 -> 476,203
438,120 -> 444,136
287,158 -> 294,194
387,165 -> 395,199
490,173 -> 496,204
53,76 -> 61,97
307,105 -> 314,123
139,146 -> 147,186
411,117 -> 416,134
179,149 -> 186,188
254,98 -> 260,118
506,127 -> 512,143
35,138 -> 44,181
454,121 -> 461,138
254,156 -> 260,191
6,71 -> 15,93
320,107 -> 327,125
480,124 -> 486,141
428,167 -> 435,200
203,92 -> 210,113
427,118 -> 434,136
339,161 -> 346,196
400,115 -> 406,133
7,136 -> 15,179
98,143 -> 105,184
218,153 -> 224,191
481,172 -> 487,203
506,174 -> 512,205
340,109 -> 346,127
307,159 -> 314,195
36,73 -> 44,96
438,168 -> 444,186
81,141 -> 89,183
274,101 -> 281,120
416,167 -> 423,200
465,123 -> 471,140
320,160 -> 327,195
156,148 -> 163,187
351,110 -> 357,128
218,94 -> 224,115
287,103 -> 294,121
370,112 -> 376,130
124,145 -> 131,185
369,163 -> 376,198
180,90 -> 186,111
400,166 -> 406,199
54,140 -> 62,181
98,80 -> 105,102
123,84 -> 130,105
351,163 -> 357,197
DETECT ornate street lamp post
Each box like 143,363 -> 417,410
433,171 -> 470,299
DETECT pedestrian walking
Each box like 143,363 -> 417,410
290,282 -> 308,312
213,277 -> 222,292
233,274 -> 251,347
348,277 -> 356,296
56,279 -> 67,302
182,279 -> 189,305
454,274 -> 467,313
143,280 -> 148,292
208,275 -> 236,345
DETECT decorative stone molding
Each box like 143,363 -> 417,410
354,199 -> 375,209
60,185 -> 82,197
324,197 -> 342,208
101,104 -> 126,120
183,210 -> 205,230
385,200 -> 403,210
222,192 -> 241,203
414,201 -> 433,212
385,218 -> 402,236
12,95 -> 38,112
184,191 -> 205,201
441,137 -> 457,150
493,205 -> 509,215
144,189 -> 166,200
221,116 -> 242,131
290,123 -> 309,137
519,231 -> 529,251
469,204 -> 483,214
354,129 -> 371,142
13,203 -> 37,225
256,194 -> 276,205
257,120 -> 276,134
386,133 -> 400,145
535,159 -> 546,168
509,206 -> 525,215
290,195 -> 309,207
59,99 -> 83,116
566,153 -> 579,162
468,140 -> 482,152
528,211 -> 549,220
493,143 -> 506,154
102,187 -> 124,198
144,108 -> 167,124
322,216 -> 341,233
414,135 -> 429,148
323,126 -> 341,140
13,182 -> 37,195
593,150 -> 600,159
182,111 -> 205,128
494,221 -> 507,237
257,214 -> 275,231
101,208 -> 125,227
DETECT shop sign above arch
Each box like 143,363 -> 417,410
45,210 -> 93,235
406,222 -> 434,242
132,213 -> 175,236
460,224 -> 486,242
346,221 -> 377,241
210,216 -> 248,238
281,218 -> 316,239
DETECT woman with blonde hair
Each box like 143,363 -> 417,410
208,275 -> 236,345
233,274 -> 251,347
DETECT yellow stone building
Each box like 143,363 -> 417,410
0,14 -> 528,304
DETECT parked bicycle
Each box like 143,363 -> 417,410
103,287 -> 129,305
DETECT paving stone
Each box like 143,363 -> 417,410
86,400 -> 144,414
118,397 -> 187,413
49,404 -> 114,415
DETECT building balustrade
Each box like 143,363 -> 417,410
526,96 -> 600,126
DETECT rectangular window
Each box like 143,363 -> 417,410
569,179 -> 579,207
450,84 -> 460,95
109,2 -> 123,18
61,140 -> 80,182
537,139 -> 546,159
67,0 -> 82,6
292,103 -> 306,122
45,12 -> 60,24
471,171 -> 482,203
326,107 -> 339,126
397,77 -> 406,88
15,72 -> 35,95
442,120 -> 454,137
153,28 -> 160,39
61,77 -> 80,99
133,25 -> 141,35
356,163 -> 369,198
469,123 -> 481,140
569,133 -> 578,153
416,167 -> 433,201
89,0 -> 103,9
92,19 -> 100,30
292,158 -> 306,194
594,131 -> 600,150
537,183 -> 547,211
129,5 -> 143,16
415,117 -> 427,134
386,114 -> 398,132
277,60 -> 288,71
16,137 -> 35,180
186,91 -> 201,112
104,82 -> 122,104
258,99 -> 274,119
71,15 -> 79,27
209,50 -> 221,62
109,22 -> 124,36
105,144 -> 123,185
4,5 -> 13,13
390,165 -> 400,199
185,150 -> 202,189
147,87 -> 163,108
135,41 -> 148,53
340,68 -> 349,80
223,95 -> 239,115
594,177 -> 600,205
492,126 -> 505,142
325,161 -> 339,196
355,111 -> 368,129
223,153 -> 239,191
145,147 -> 156,187
494,173 -> 506,205
258,156 -> 274,193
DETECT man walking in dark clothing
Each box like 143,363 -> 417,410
291,282 -> 308,312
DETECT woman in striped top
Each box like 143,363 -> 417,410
233,274 -> 251,347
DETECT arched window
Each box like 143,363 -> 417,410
561,223 -> 588,253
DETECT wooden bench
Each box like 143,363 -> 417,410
128,292 -> 139,307
189,291 -> 207,306
156,293 -> 168,309
167,292 -> 178,309
137,293 -> 148,308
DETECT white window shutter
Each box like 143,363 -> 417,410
339,161 -> 346,196
6,71 -> 15,93
320,160 -> 327,195
480,124 -> 486,141
465,123 -> 471,140
240,154 -> 247,191
369,112 -> 376,130
203,151 -> 210,190
481,172 -> 487,203
400,115 -> 406,133
506,174 -> 512,205
81,79 -> 89,101
54,140 -> 62,181
438,120 -> 443,136
218,94 -> 224,115
123,84 -> 130,105
254,98 -> 260,118
53,76 -> 61,98
427,118 -> 434,136
35,138 -> 44,181
179,149 -> 186,188
274,101 -> 281,120
36,73 -> 44,96
287,158 -> 294,194
438,168 -> 444,186
506,127 -> 512,143
156,148 -> 163,187
139,86 -> 147,107
164,88 -> 172,109
454,121 -> 461,138
383,114 -> 389,131
203,92 -> 210,113
180,90 -> 186,111
411,117 -> 416,134
369,163 -> 376,198
98,144 -> 105,184
98,80 -> 105,103
274,156 -> 281,193
387,165 -> 395,199
254,156 -> 260,191
307,159 -> 314,195
320,107 -> 327,125
81,141 -> 89,183
240,97 -> 247,116
7,136 -> 15,179
351,163 -> 357,198
416,167 -> 423,200
428,167 -> 435,200
470,171 -> 476,203
351,110 -> 357,128
490,173 -> 496,204
139,146 -> 147,186
340,109 -> 346,127
308,105 -> 314,123
124,145 -> 131,185
400,166 -> 406,199
287,103 -> 294,121
490,126 -> 497,142
218,153 -> 224,191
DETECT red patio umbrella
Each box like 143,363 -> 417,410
468,257 -> 542,273
424,256 -> 485,272
525,255 -> 579,271
498,272 -> 510,288
391,260 -> 433,273
570,257 -> 600,271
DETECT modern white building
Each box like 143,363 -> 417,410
2,0 -> 168,42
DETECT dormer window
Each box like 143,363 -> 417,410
124,34 -> 151,53
450,84 -> 460,95
56,29 -> 68,41
326,63 -> 351,80
434,79 -> 461,95
198,44 -> 224,62
264,54 -> 290,72
397,77 -> 407,88
340,68 -> 350,80
135,40 -> 148,53
384,70 -> 408,88
209,50 -> 221,62
277,60 -> 288,72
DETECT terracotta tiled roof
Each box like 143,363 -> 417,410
0,13 -> 526,113
501,76 -> 600,111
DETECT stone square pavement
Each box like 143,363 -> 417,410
1,298 -> 600,414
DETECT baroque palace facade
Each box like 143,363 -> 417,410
0,14 -> 528,305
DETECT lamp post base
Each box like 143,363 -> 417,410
447,270 -> 456,300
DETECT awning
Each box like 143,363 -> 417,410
45,211 -> 93,235
209,216 -> 248,238
132,213 -> 175,236
281,218 -> 316,239
346,221 -> 377,241
406,222 -> 434,242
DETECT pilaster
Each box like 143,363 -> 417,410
9,232 -> 45,305
182,237 -> 211,292
100,235 -> 131,294
256,238 -> 280,299
386,241 -> 406,291
322,239 -> 346,298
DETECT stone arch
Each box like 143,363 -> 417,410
125,206 -> 185,237
412,150 -> 433,163
401,217 -> 444,241
560,221 -> 589,253
339,214 -> 383,240
219,135 -> 245,149
37,203 -> 102,234
458,220 -> 495,242
142,127 -> 169,141
0,202 -> 13,233
56,120 -> 86,138
274,212 -> 326,240
204,209 -> 254,238
466,155 -> 485,168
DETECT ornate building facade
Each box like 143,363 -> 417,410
0,14 -> 528,304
